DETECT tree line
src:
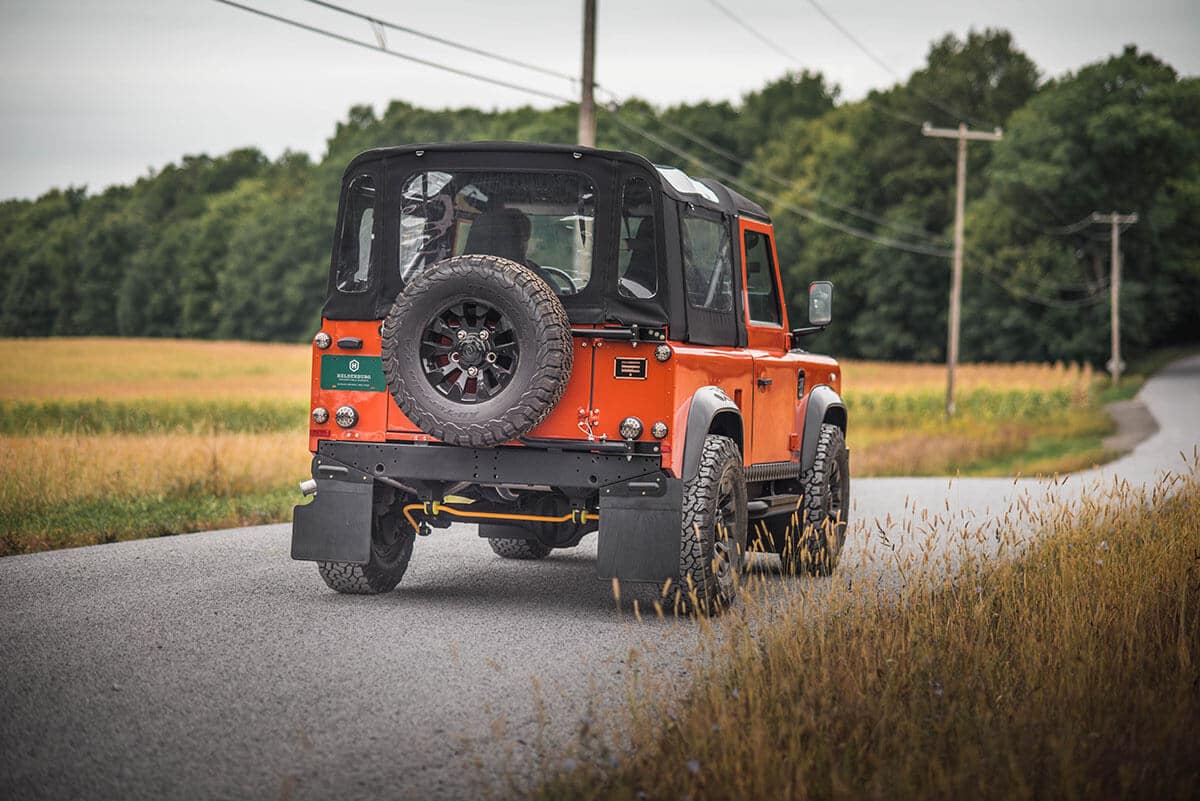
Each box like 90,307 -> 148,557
1,31 -> 1195,363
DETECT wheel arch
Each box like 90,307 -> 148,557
681,386 -> 744,483
801,384 -> 847,473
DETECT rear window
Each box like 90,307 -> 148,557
335,175 -> 377,293
398,170 -> 596,296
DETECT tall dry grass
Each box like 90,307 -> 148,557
0,432 -> 310,554
529,468 -> 1200,801
0,338 -> 1123,553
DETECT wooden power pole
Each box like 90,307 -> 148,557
577,0 -> 597,147
1090,211 -> 1138,385
921,122 -> 1002,417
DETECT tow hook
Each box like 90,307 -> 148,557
299,479 -> 318,497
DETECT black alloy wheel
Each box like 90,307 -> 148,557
419,299 -> 518,403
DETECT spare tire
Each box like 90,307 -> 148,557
381,254 -> 573,447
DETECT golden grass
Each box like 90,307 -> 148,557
530,469 -> 1200,801
0,431 -> 309,510
0,337 -> 310,401
0,431 -> 311,554
0,338 -> 1126,553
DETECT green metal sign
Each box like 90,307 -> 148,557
320,355 -> 386,392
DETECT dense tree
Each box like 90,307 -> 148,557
0,33 -> 1193,364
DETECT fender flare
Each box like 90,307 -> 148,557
801,385 -> 847,472
681,386 -> 744,483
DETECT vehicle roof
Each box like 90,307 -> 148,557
346,141 -> 769,220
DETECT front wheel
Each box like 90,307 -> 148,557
780,423 -> 849,576
673,434 -> 747,614
317,491 -> 416,594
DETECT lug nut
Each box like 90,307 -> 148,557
485,352 -> 497,363
451,352 -> 460,361
467,366 -> 479,377
479,330 -> 489,340
457,330 -> 467,340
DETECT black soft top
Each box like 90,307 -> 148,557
344,141 -> 768,220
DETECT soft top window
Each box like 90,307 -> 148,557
335,175 -> 377,294
682,212 -> 733,313
618,176 -> 658,299
398,170 -> 596,297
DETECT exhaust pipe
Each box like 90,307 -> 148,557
299,479 -> 318,497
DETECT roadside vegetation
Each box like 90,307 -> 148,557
0,339 -> 1159,555
527,468 -> 1200,801
844,360 -> 1113,476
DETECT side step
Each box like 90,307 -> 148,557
746,493 -> 802,520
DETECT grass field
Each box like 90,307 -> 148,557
528,469 -> 1200,801
0,338 -> 1145,555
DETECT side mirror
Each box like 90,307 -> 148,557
808,281 -> 833,326
790,281 -> 834,347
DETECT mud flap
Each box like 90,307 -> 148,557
596,476 -> 682,583
291,478 -> 373,564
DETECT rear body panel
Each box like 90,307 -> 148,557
308,317 -> 840,476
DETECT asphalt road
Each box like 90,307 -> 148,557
2,356 -> 1198,800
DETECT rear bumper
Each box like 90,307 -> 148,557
312,440 -> 665,491
292,441 -> 682,582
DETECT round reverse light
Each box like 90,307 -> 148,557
651,421 -> 669,439
314,331 -> 332,349
654,344 -> 672,362
334,405 -> 358,428
619,416 -> 643,440
311,406 -> 330,425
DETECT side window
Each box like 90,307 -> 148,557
682,213 -> 733,312
335,175 -> 376,293
617,176 -> 657,299
743,229 -> 782,325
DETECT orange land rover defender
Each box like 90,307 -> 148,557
292,143 -> 848,612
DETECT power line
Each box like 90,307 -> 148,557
703,0 -> 803,65
620,98 -> 949,244
803,0 -> 991,129
212,0 -> 574,104
214,0 -> 1104,312
297,0 -> 578,84
603,106 -> 956,258
625,100 -> 1102,308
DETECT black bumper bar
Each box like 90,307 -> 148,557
314,440 -> 666,491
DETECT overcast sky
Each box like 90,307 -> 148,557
1,0 -> 1196,201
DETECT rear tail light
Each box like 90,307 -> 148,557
335,406 -> 358,428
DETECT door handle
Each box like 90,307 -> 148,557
757,377 -> 773,388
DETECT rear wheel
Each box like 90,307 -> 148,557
317,491 -> 416,594
487,537 -> 552,560
672,434 -> 747,615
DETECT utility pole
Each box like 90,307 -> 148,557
577,0 -> 597,147
921,122 -> 1002,417
1090,211 -> 1138,385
